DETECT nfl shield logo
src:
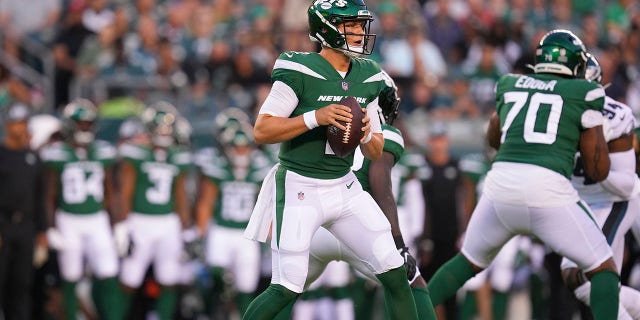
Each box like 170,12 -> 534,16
298,192 -> 305,200
341,81 -> 349,91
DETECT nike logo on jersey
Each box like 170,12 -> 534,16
346,181 -> 354,189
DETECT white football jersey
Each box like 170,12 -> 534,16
572,96 -> 636,203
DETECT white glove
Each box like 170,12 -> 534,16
113,221 -> 131,257
46,228 -> 65,250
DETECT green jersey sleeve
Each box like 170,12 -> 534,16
382,125 -> 404,164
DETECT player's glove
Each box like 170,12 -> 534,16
181,228 -> 204,262
399,246 -> 420,284
46,227 -> 66,250
113,221 -> 133,257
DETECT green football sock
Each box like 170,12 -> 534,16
492,290 -> 509,320
207,266 -> 226,316
590,270 -> 619,320
411,286 -> 437,320
376,266 -> 419,320
529,273 -> 545,319
273,299 -> 296,320
155,287 -> 177,320
92,277 -> 123,320
62,280 -> 78,320
120,288 -> 133,318
236,292 -> 255,317
459,291 -> 478,320
427,254 -> 477,305
352,277 -> 378,320
243,284 -> 299,320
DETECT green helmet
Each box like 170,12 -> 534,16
140,101 -> 180,148
308,0 -> 375,56
534,29 -> 588,78
62,98 -> 98,145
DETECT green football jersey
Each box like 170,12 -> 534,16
459,152 -> 491,199
272,51 -> 388,179
119,143 -> 191,215
196,147 -> 273,229
494,73 -> 605,178
353,125 -> 404,193
41,140 -> 116,214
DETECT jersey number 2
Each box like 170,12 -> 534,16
501,92 -> 563,144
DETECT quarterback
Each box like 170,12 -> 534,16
426,29 -> 620,320
242,0 -> 418,319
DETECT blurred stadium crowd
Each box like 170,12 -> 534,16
2,0 -> 640,319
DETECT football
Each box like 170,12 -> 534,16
327,96 -> 365,158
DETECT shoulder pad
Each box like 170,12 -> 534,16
93,140 -> 117,160
119,143 -> 148,160
40,142 -> 70,162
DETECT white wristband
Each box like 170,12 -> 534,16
361,131 -> 372,144
303,110 -> 319,130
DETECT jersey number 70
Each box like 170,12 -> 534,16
500,91 -> 563,145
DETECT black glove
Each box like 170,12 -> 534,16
181,229 -> 204,262
399,246 -> 420,284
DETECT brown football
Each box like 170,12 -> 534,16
327,96 -> 365,158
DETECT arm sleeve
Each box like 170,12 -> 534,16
258,81 -> 299,117
599,149 -> 640,199
366,97 -> 382,134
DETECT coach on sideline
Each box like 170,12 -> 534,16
0,103 -> 47,319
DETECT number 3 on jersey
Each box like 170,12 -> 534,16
501,91 -> 563,144
146,166 -> 174,204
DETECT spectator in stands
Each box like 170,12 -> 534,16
424,0 -> 465,65
76,23 -> 120,77
53,0 -> 94,109
381,23 -> 447,88
0,64 -> 31,109
82,0 -> 115,34
0,0 -> 60,57
126,16 -> 160,76
463,42 -> 503,115
181,9 -> 216,81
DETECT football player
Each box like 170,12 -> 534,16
561,53 -> 640,318
427,29 -> 620,320
194,114 -> 272,317
243,0 -> 419,319
275,73 -> 437,320
117,102 -> 192,319
41,99 -> 122,320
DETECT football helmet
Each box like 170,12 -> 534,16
534,29 -> 588,78
140,101 -> 180,148
308,0 -> 376,56
584,53 -> 603,84
378,71 -> 400,125
219,122 -> 253,148
214,107 -> 251,134
62,98 -> 98,145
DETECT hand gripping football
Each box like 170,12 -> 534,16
327,96 -> 365,158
